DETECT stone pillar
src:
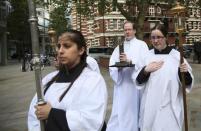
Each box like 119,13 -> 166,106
0,31 -> 8,65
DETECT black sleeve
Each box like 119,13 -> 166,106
178,69 -> 192,86
136,66 -> 151,84
101,121 -> 107,131
45,108 -> 70,131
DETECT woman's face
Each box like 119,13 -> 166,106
150,29 -> 167,51
57,34 -> 84,69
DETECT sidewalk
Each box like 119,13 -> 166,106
187,61 -> 201,131
0,62 -> 54,131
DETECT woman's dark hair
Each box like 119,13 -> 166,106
151,23 -> 168,37
60,29 -> 87,62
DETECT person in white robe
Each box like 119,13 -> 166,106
28,30 -> 107,131
106,21 -> 149,131
135,24 -> 194,131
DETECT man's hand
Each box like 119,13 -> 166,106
119,53 -> 130,62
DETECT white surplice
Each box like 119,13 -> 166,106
86,56 -> 100,73
136,49 -> 194,131
106,38 -> 149,131
28,67 -> 108,131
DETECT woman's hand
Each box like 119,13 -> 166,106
179,63 -> 188,73
145,61 -> 164,73
35,102 -> 52,120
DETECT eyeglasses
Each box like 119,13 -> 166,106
150,36 -> 164,40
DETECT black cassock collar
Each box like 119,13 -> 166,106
56,61 -> 87,83
154,46 -> 173,54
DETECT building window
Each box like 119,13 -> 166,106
108,19 -> 113,30
193,21 -> 197,30
94,39 -> 100,46
189,8 -> 193,17
86,39 -> 92,48
198,21 -> 201,30
196,9 -> 200,18
88,24 -> 93,33
106,37 -> 109,46
113,19 -> 117,30
192,8 -> 196,17
149,5 -> 155,16
118,19 -> 124,30
157,7 -> 161,14
188,21 -> 192,30
93,22 -> 99,30
105,19 -> 109,31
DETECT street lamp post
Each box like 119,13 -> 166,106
48,28 -> 57,57
170,2 -> 188,131
48,28 -> 58,67
42,8 -> 46,55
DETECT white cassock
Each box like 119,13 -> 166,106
28,67 -> 108,131
135,49 -> 194,131
106,38 -> 149,131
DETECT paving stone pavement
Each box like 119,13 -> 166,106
0,60 -> 200,131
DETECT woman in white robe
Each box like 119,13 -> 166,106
28,30 -> 107,131
135,24 -> 194,131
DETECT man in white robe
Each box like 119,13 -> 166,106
106,21 -> 149,131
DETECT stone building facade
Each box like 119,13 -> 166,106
0,0 -> 11,65
186,1 -> 201,43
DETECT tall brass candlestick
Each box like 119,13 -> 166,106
170,2 -> 188,131
48,28 -> 57,57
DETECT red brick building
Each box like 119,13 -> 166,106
71,1 -> 201,48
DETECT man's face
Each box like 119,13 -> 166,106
124,23 -> 135,41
